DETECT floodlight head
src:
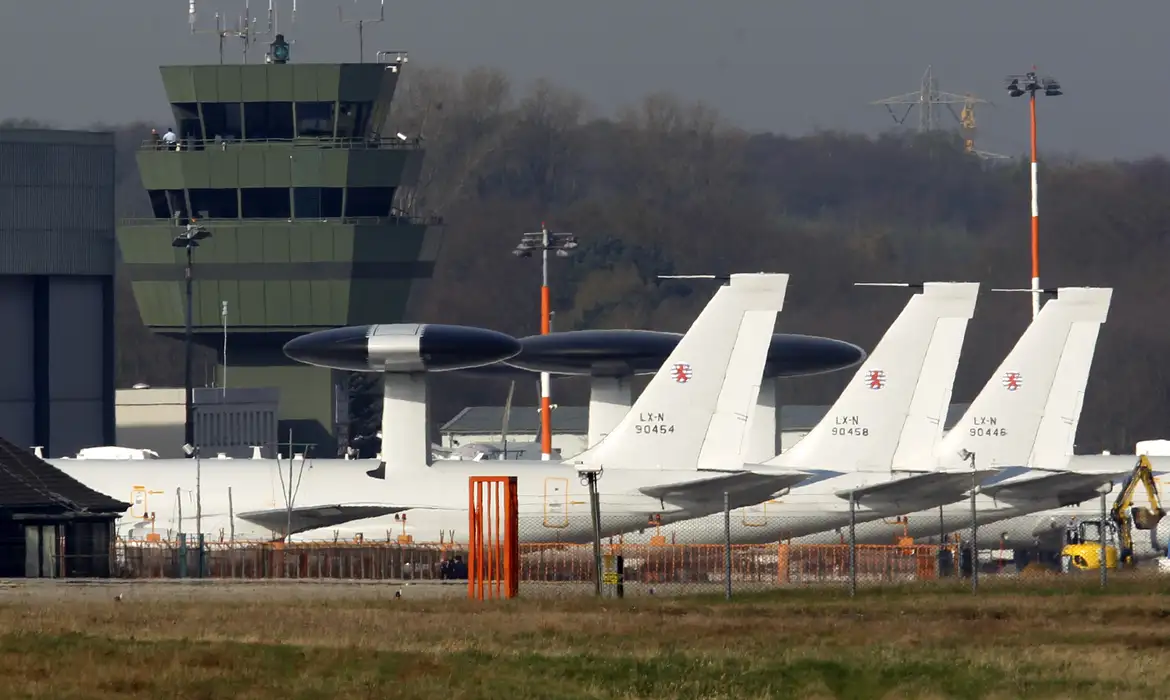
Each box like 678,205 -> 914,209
958,448 -> 974,462
555,249 -> 570,258
1008,88 -> 1025,98
1045,88 -> 1063,97
512,248 -> 532,258
182,443 -> 197,456
395,132 -> 408,141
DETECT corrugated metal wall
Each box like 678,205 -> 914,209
47,277 -> 105,456
0,130 -> 116,455
0,130 -> 115,276
0,277 -> 35,447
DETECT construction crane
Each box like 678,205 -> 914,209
871,66 -> 1008,160
1061,455 -> 1166,571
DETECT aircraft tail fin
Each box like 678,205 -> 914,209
890,309 -> 975,468
571,273 -> 789,471
771,282 -> 978,471
939,287 -> 1112,468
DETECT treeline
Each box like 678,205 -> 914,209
64,66 -> 1170,453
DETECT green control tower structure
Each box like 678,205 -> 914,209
117,38 -> 441,455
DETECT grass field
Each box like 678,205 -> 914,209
2,577 -> 1170,699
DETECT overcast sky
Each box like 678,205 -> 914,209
0,0 -> 1161,159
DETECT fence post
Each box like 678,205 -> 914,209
1099,489 -> 1108,589
848,491 -> 857,598
586,470 -> 603,597
723,490 -> 732,600
970,473 -> 979,594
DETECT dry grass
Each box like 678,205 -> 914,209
2,577 -> 1170,698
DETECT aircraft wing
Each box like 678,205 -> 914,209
981,470 -> 1130,507
236,503 -> 435,536
835,469 -> 1002,512
638,468 -> 834,510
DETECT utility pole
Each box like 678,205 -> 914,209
513,224 -> 578,460
1006,68 -> 1063,320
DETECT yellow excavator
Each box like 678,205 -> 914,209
1061,455 -> 1165,572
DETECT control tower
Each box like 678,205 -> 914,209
117,36 -> 442,455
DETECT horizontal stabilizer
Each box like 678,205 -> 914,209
638,468 -> 823,510
237,503 -> 433,536
836,469 -> 1001,512
981,470 -> 1131,507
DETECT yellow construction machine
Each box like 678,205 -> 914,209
1061,456 -> 1165,572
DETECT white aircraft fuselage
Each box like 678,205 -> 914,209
51,457 -> 738,545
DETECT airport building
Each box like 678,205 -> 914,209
116,49 -> 443,456
114,386 -> 281,459
0,437 -> 128,578
0,129 -> 117,457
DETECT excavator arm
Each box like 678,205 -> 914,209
1108,455 -> 1165,565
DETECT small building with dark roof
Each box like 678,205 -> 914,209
0,437 -> 129,577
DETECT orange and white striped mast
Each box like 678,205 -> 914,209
1006,67 -> 1062,319
539,222 -> 552,460
514,223 -> 578,460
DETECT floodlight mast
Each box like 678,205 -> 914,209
1005,67 -> 1063,320
514,224 -> 579,461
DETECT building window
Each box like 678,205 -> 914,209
335,102 -> 372,138
243,102 -> 295,140
293,187 -> 343,219
295,102 -> 336,138
201,102 -> 244,141
188,189 -> 239,219
344,187 -> 394,217
240,187 -> 291,219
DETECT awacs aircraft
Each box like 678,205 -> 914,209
625,285 -> 1117,546
786,287 -> 1170,548
621,281 -> 983,545
51,273 -> 828,544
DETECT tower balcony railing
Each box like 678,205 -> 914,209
119,211 -> 443,227
140,135 -> 424,152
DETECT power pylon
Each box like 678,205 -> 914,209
871,66 -> 1006,159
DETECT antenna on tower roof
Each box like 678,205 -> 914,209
339,0 -> 385,64
189,1 -> 296,64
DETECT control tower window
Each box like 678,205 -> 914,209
293,187 -> 343,219
345,187 -> 394,217
170,103 -> 201,141
241,187 -> 292,219
188,189 -> 239,219
335,102 -> 372,138
147,190 -> 170,219
201,102 -> 244,141
164,189 -> 189,220
243,102 -> 295,140
295,102 -> 336,138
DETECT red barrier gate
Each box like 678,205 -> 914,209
468,476 -> 519,600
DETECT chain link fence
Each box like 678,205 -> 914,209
112,485 -> 1168,596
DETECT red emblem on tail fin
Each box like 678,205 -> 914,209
672,363 -> 693,383
1003,372 -> 1022,391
